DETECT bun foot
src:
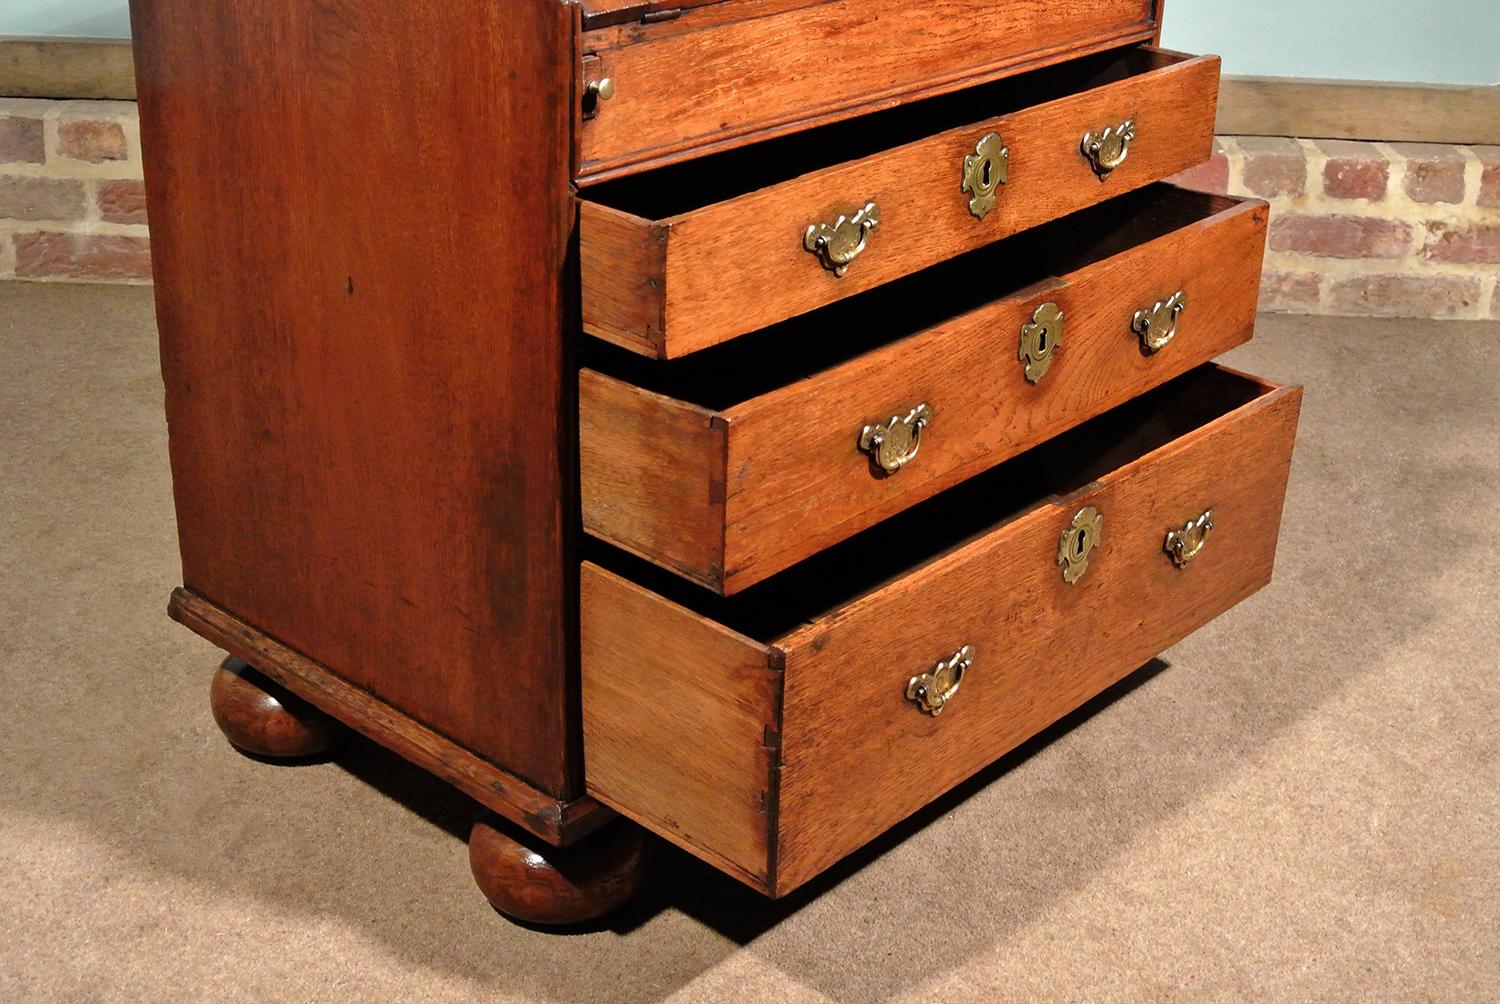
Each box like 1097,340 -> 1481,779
209,658 -> 335,759
469,816 -> 646,926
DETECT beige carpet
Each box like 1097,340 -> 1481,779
2,281 -> 1497,1002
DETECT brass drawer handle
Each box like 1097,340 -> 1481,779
1058,506 -> 1103,585
858,403 -> 932,477
961,132 -> 1010,220
1020,302 -> 1064,384
906,646 -> 974,717
804,201 -> 880,277
1165,509 -> 1215,569
1133,291 -> 1186,354
1081,119 -> 1136,180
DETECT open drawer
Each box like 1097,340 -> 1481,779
579,46 -> 1220,357
581,186 -> 1269,595
578,0 -> 1161,177
582,365 -> 1303,895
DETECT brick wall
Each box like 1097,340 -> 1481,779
4,95 -> 1497,319
1175,138 -> 1499,319
0,97 -> 150,283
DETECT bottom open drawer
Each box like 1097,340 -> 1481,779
581,364 -> 1303,896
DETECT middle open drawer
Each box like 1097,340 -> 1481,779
581,185 -> 1268,595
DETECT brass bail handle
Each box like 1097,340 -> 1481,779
858,403 -> 932,477
1165,509 -> 1215,568
804,201 -> 881,277
1133,290 -> 1186,354
1081,119 -> 1137,180
906,646 -> 975,716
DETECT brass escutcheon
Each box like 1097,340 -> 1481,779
1081,119 -> 1137,180
804,201 -> 880,277
858,403 -> 932,477
961,132 -> 1010,220
906,646 -> 974,717
1057,506 -> 1103,585
1019,301 -> 1064,384
1164,508 -> 1215,569
1133,290 -> 1187,354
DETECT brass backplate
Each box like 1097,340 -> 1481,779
1019,301 -> 1064,384
1081,119 -> 1137,181
1165,508 -> 1215,568
1133,290 -> 1187,354
961,132 -> 1010,220
1057,506 -> 1103,585
804,201 -> 880,277
858,403 -> 932,477
906,646 -> 974,716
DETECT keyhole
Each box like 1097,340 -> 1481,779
981,159 -> 992,188
1074,534 -> 1088,557
1036,329 -> 1050,353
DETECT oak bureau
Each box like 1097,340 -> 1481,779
131,0 -> 1302,925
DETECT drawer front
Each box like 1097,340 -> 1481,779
580,49 -> 1219,358
581,188 -> 1268,595
581,368 -> 1303,895
579,0 -> 1158,178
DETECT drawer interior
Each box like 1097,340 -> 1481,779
585,363 -> 1277,640
582,185 -> 1251,410
581,45 -> 1188,211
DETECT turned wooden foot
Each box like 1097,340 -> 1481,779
469,816 -> 646,926
209,658 -> 335,759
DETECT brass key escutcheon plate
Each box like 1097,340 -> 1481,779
1019,302 -> 1064,384
906,646 -> 974,717
1058,506 -> 1103,585
961,132 -> 1010,220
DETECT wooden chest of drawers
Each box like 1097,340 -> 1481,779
133,0 -> 1300,925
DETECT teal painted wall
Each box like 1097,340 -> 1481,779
2,0 -> 1498,85
1162,1 -> 1500,85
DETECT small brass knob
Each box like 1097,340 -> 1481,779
586,77 -> 616,102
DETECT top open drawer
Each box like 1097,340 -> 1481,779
578,0 -> 1160,178
579,46 -> 1219,358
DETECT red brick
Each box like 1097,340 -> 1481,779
1424,222 -> 1500,264
57,118 -> 128,163
97,179 -> 149,225
0,176 -> 88,221
1477,146 -> 1500,208
1169,150 -> 1230,194
1318,140 -> 1388,202
1269,213 -> 1412,259
13,231 -> 152,281
1236,137 -> 1306,198
1327,274 -> 1481,318
1394,143 -> 1466,204
1258,271 -> 1321,313
0,115 -> 46,164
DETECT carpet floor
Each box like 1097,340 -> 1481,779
2,281 -> 1496,1002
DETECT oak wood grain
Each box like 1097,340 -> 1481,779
581,188 -> 1268,594
580,367 -> 1303,894
579,50 -> 1219,356
132,0 -> 583,803
579,0 -> 1158,178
